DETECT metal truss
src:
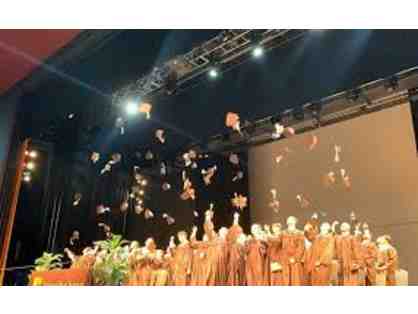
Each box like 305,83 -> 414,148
185,66 -> 418,156
112,29 -> 308,105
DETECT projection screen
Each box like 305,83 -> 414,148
248,102 -> 418,284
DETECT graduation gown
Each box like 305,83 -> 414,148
361,241 -> 378,286
281,230 -> 305,286
307,234 -> 335,286
335,234 -> 362,286
245,238 -> 267,286
171,243 -> 193,286
190,241 -> 210,286
266,236 -> 285,286
227,243 -> 246,286
376,245 -> 398,286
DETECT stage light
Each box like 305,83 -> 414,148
26,161 -> 35,170
208,68 -> 219,79
139,190 -> 145,196
252,46 -> 264,58
23,175 -> 31,183
141,179 -> 147,186
29,150 -> 38,158
125,102 -> 139,115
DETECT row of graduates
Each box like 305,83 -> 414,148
124,211 -> 399,286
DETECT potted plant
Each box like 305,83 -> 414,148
34,252 -> 63,272
91,234 -> 129,285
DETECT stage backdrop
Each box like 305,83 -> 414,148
248,102 -> 418,284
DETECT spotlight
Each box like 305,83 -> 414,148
141,179 -> 147,186
29,150 -> 38,158
26,162 -> 35,170
252,46 -> 264,58
208,68 -> 219,79
125,102 -> 139,115
139,190 -> 145,196
23,175 -> 31,183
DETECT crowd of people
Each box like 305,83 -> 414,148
64,210 -> 399,286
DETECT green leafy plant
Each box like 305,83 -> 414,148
91,234 -> 129,285
34,252 -> 63,272
95,234 -> 129,252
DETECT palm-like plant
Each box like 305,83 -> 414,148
92,234 -> 130,285
95,234 -> 129,252
34,252 -> 63,272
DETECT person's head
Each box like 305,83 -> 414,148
287,216 -> 297,228
320,222 -> 331,235
251,224 -> 261,236
82,247 -> 92,256
237,233 -> 247,245
177,231 -> 188,243
72,230 -> 80,239
233,212 -> 240,222
377,235 -> 391,246
145,238 -> 156,250
130,241 -> 140,250
340,222 -> 351,233
218,227 -> 229,239
272,223 -> 282,236
205,210 -> 213,220
155,249 -> 164,260
362,229 -> 372,241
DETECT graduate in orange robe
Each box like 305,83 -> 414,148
376,235 -> 399,286
360,226 -> 378,285
307,222 -> 335,286
205,238 -> 219,285
190,237 -> 210,285
163,250 -> 175,286
189,226 -> 210,286
215,227 -> 229,285
227,233 -> 247,286
225,212 -> 244,285
135,238 -> 157,286
169,231 -> 193,286
266,223 -> 285,286
150,250 -> 170,286
204,208 -> 217,241
281,216 -> 305,286
335,222 -> 362,286
245,224 -> 267,286
303,213 -> 320,285
126,242 -> 141,285
226,212 -> 243,245
203,209 -> 226,286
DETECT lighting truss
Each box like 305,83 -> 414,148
185,66 -> 418,155
112,29 -> 308,105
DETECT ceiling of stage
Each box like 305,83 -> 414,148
15,29 -> 418,158
0,30 -> 81,95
